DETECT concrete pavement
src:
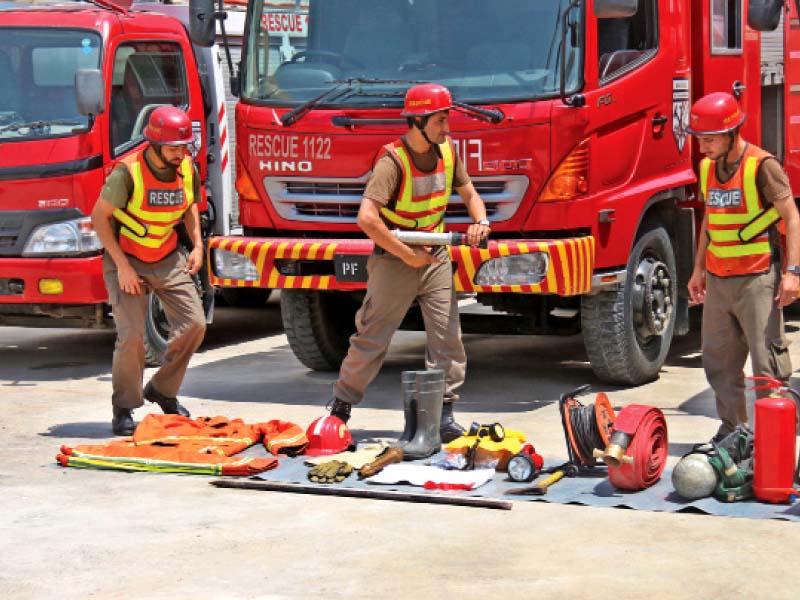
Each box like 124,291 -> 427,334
1,303 -> 799,599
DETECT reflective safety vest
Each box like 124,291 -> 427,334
379,137 -> 455,232
699,145 -> 779,277
112,148 -> 194,263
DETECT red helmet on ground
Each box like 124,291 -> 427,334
143,106 -> 194,145
686,92 -> 746,136
401,83 -> 453,117
304,415 -> 354,456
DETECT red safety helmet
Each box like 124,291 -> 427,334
143,106 -> 194,145
686,92 -> 746,136
401,83 -> 453,117
304,415 -> 354,456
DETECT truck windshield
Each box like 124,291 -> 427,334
0,28 -> 101,140
242,0 -> 583,107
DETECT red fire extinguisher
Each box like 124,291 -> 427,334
750,377 -> 800,504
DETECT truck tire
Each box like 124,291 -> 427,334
144,292 -> 169,367
281,289 -> 359,371
581,224 -> 677,385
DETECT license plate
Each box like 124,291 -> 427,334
334,254 -> 369,282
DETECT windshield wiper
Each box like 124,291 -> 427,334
281,83 -> 356,127
280,78 -> 424,127
0,119 -> 84,134
452,101 -> 505,124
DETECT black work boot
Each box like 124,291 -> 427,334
143,381 -> 191,417
440,402 -> 465,443
112,407 -> 136,436
327,398 -> 351,424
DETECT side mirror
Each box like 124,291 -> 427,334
75,69 -> 105,116
594,0 -> 638,19
747,0 -> 784,32
190,0 -> 217,47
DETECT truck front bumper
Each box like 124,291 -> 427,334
0,255 -> 107,304
209,236 -> 595,296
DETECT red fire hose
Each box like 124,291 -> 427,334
607,405 -> 669,491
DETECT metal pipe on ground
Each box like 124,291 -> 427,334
210,480 -> 512,510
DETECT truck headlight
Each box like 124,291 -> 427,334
213,248 -> 259,280
474,253 -> 549,286
22,217 -> 103,256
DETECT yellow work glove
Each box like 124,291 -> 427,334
308,460 -> 353,484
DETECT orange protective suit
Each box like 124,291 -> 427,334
56,415 -> 304,475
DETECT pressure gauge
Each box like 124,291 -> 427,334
507,452 -> 538,483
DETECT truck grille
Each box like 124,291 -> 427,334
0,215 -> 24,249
267,176 -> 528,224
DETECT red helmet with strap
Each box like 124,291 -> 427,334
304,415 -> 354,456
686,92 -> 746,136
401,83 -> 453,117
143,106 -> 194,145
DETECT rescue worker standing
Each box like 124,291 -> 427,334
687,92 -> 800,441
91,106 -> 206,436
328,83 -> 490,442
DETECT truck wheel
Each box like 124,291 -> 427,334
144,293 -> 169,367
144,253 -> 214,367
581,225 -> 677,385
281,289 -> 359,371
220,287 -> 272,307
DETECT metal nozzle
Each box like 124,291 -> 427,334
592,445 -> 635,468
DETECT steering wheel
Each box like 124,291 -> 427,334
289,50 -> 365,69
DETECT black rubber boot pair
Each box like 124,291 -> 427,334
395,371 -> 466,453
143,381 -> 191,417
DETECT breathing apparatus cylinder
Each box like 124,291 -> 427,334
672,453 -> 719,500
753,391 -> 798,503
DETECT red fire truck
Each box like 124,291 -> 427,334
199,0 -> 793,385
0,0 -> 232,364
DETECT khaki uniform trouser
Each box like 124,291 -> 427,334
103,250 -> 206,409
333,246 -> 466,405
702,265 -> 792,436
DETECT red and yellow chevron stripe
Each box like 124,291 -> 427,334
208,236 -> 595,296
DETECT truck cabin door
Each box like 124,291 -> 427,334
784,1 -> 800,192
693,0 -> 758,143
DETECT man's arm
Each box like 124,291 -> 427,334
91,197 -> 143,296
182,203 -> 204,275
773,195 -> 800,307
456,182 -> 490,246
688,210 -> 709,305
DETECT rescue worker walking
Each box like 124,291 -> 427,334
328,83 -> 490,442
91,106 -> 206,436
686,92 -> 800,441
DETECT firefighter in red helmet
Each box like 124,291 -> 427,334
686,92 -> 800,442
326,83 -> 490,452
91,106 -> 206,435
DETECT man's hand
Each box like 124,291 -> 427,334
118,262 -> 144,296
776,272 -> 799,309
688,268 -> 706,305
402,246 -> 441,268
185,246 -> 204,275
466,222 -> 490,247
